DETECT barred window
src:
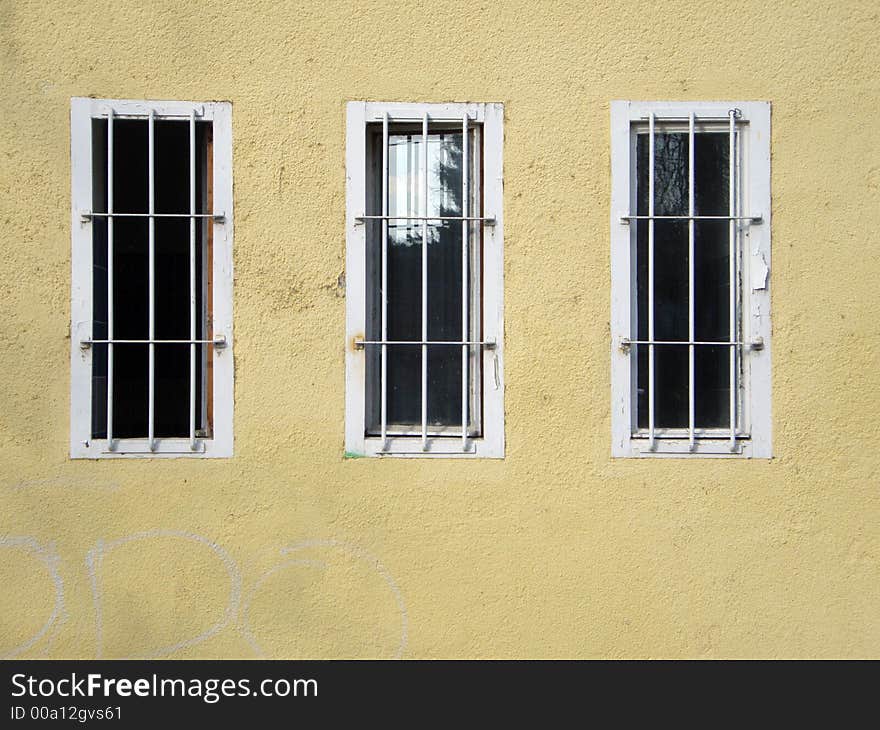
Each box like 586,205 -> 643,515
345,102 -> 505,457
70,98 -> 233,458
610,101 -> 772,457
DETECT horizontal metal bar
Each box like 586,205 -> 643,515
368,116 -> 474,123
356,215 -> 495,225
620,338 -> 762,349
636,115 -> 743,123
82,212 -> 225,221
620,215 -> 761,223
95,112 -> 205,120
373,430 -> 471,438
355,339 -> 496,349
82,336 -> 227,347
632,431 -> 748,440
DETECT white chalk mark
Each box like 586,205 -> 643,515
240,559 -> 328,657
85,530 -> 242,659
277,539 -> 408,659
85,539 -> 104,657
0,536 -> 65,659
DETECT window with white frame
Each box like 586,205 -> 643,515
345,102 -> 504,457
70,98 -> 233,458
610,101 -> 771,457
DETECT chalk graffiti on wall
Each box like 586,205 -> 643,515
241,539 -> 407,659
1,531 -> 407,659
85,530 -> 244,659
0,536 -> 66,658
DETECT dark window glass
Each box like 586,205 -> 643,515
91,118 -> 210,439
365,125 -> 478,434
636,130 -> 734,430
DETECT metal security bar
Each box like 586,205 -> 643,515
728,109 -> 738,451
647,112 -> 656,451
84,338 -> 226,345
357,215 -> 495,224
357,340 -> 496,347
106,108 -> 115,447
82,213 -> 224,220
380,112 -> 389,450
461,113 -> 469,451
620,339 -> 759,348
364,112 -> 491,452
624,109 -> 756,449
688,112 -> 696,451
189,110 -> 197,451
421,112 -> 429,451
620,215 -> 760,222
148,109 -> 156,452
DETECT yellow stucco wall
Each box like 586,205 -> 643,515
1,0 -> 878,658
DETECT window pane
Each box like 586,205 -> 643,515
91,342 -> 107,439
112,344 -> 149,438
113,120 -> 149,213
386,223 -> 422,342
694,220 -> 729,342
652,220 -> 689,341
387,344 -> 421,426
654,345 -> 688,428
636,344 -> 648,430
427,345 -> 462,426
635,129 -> 735,433
366,126 -> 475,434
428,220 -> 463,342
635,220 -> 689,340
638,132 -> 689,217
154,218 -> 190,340
638,344 -> 689,429
155,344 -> 190,437
694,132 -> 729,216
90,117 -> 209,440
154,120 -> 190,215
694,345 -> 730,427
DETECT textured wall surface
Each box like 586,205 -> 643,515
1,0 -> 878,658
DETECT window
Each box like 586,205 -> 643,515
345,102 -> 504,457
70,98 -> 233,458
610,101 -> 771,457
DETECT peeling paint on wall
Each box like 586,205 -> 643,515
752,252 -> 769,291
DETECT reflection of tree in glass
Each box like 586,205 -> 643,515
427,132 -> 463,246
388,132 -> 464,247
653,133 -> 688,216
380,129 -> 468,426
649,132 -> 731,216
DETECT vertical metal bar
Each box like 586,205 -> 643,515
106,108 -> 115,449
407,134 -> 412,223
647,113 -> 656,450
688,112 -> 696,451
380,112 -> 389,450
461,113 -> 469,451
728,110 -> 737,450
189,110 -> 197,450
421,112 -> 429,451
148,109 -> 156,451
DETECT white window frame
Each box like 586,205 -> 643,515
610,100 -> 771,458
345,101 -> 505,458
69,97 -> 234,458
